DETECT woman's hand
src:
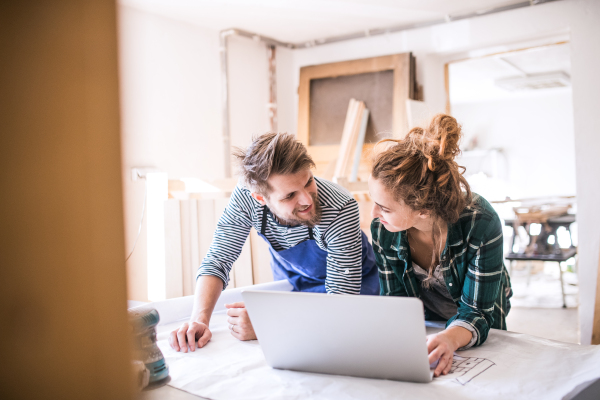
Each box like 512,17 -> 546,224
426,326 -> 472,377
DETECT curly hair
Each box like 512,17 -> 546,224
232,132 -> 316,196
371,114 -> 472,284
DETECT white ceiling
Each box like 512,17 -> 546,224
449,43 -> 572,103
120,0 -> 531,43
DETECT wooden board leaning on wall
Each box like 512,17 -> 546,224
297,52 -> 417,239
298,52 -> 415,181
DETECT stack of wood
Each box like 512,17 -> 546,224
333,98 -> 370,183
163,179 -> 273,298
512,203 -> 571,256
513,204 -> 571,224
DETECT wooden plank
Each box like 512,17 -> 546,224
180,199 -> 199,296
334,177 -> 369,193
197,199 -> 216,260
234,236 -> 254,288
197,198 -> 216,284
444,62 -> 451,115
250,227 -> 274,284
180,199 -> 193,296
210,177 -> 239,193
333,99 -> 358,178
188,199 -> 200,295
168,179 -> 186,191
312,144 -> 376,181
339,101 -> 365,178
164,199 -> 183,298
410,53 -> 416,100
355,198 -> 375,243
350,108 -> 370,182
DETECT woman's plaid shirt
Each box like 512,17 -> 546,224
371,194 -> 513,347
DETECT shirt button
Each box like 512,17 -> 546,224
449,283 -> 453,286
344,269 -> 349,274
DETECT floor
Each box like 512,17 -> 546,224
507,307 -> 579,343
506,260 -> 580,344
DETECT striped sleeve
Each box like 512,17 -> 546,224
321,198 -> 363,294
196,185 -> 253,289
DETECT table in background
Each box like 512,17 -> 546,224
504,214 -> 576,308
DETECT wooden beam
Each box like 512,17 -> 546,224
350,108 -> 370,182
250,228 -> 273,284
180,199 -> 199,296
164,199 -> 183,298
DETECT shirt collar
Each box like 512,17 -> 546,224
391,221 -> 463,262
391,230 -> 409,260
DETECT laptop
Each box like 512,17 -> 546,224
241,290 -> 433,383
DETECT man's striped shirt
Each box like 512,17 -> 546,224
197,177 -> 364,294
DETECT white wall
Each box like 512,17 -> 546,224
118,7 -> 280,301
227,35 -> 296,160
284,0 -> 600,344
119,5 -> 223,300
452,89 -> 576,199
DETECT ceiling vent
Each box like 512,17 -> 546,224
495,71 -> 571,91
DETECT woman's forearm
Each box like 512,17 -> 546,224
441,325 -> 473,350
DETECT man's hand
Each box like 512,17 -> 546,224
169,321 -> 212,352
225,302 -> 256,341
426,326 -> 472,377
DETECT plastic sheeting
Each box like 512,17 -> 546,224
153,282 -> 600,400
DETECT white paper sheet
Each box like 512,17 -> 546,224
153,283 -> 600,400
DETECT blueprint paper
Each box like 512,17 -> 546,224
153,285 -> 600,400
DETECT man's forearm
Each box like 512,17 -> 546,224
190,275 -> 225,326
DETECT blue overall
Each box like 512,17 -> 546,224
258,206 -> 380,294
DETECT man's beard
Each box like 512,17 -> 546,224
267,192 -> 322,228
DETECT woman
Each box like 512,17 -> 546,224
368,114 -> 512,377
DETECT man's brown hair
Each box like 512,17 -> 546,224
233,132 -> 315,195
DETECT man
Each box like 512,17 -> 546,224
169,132 -> 379,352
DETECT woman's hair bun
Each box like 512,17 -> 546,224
407,114 -> 462,171
371,113 -> 471,226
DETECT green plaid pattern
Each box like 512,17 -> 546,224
371,194 -> 512,346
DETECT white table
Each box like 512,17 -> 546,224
143,281 -> 600,400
